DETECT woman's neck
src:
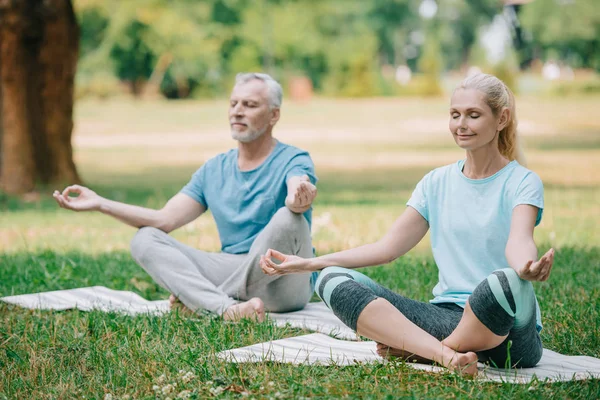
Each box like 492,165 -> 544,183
463,146 -> 509,179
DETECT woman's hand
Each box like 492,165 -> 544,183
518,248 -> 555,282
260,249 -> 314,276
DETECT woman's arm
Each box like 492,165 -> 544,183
505,204 -> 554,281
261,206 -> 429,275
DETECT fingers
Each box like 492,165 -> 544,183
266,248 -> 287,262
260,255 -> 280,276
53,190 -> 72,210
61,184 -> 83,199
522,248 -> 556,282
297,182 -> 316,205
519,260 -> 533,279
539,248 -> 555,281
299,184 -> 310,205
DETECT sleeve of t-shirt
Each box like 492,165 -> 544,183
406,173 -> 430,222
513,171 -> 544,226
180,164 -> 207,208
285,153 -> 318,185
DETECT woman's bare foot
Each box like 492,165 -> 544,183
375,343 -> 431,364
223,298 -> 265,322
169,294 -> 195,316
441,346 -> 479,376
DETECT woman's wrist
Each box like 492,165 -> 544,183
309,257 -> 330,271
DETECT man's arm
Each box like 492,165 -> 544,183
285,175 -> 317,214
53,185 -> 205,233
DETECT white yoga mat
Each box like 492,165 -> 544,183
218,333 -> 600,383
0,286 -> 170,316
3,287 -> 600,383
269,302 -> 358,340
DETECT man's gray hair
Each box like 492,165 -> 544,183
235,72 -> 283,109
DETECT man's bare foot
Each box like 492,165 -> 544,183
223,298 -> 265,322
169,294 -> 195,316
376,343 -> 431,364
442,346 -> 479,376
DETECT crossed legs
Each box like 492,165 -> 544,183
130,207 -> 314,320
316,267 -> 542,375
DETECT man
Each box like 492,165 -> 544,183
53,73 -> 318,321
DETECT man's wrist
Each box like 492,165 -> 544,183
285,202 -> 310,214
97,198 -> 109,213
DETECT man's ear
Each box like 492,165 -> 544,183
270,108 -> 280,126
498,107 -> 510,131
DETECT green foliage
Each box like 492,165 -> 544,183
72,0 -> 599,99
521,0 -> 600,71
415,31 -> 443,96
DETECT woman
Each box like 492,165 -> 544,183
259,73 -> 554,376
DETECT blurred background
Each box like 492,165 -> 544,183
70,0 -> 599,100
0,0 -> 598,254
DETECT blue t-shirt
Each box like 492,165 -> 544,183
407,160 -> 544,331
181,140 -> 317,254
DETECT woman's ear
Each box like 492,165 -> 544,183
498,107 -> 510,131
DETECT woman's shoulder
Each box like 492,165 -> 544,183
424,161 -> 460,182
508,162 -> 543,187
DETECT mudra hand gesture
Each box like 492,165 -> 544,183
53,185 -> 103,212
260,249 -> 312,276
286,175 -> 317,210
518,248 -> 555,282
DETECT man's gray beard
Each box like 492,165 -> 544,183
230,125 -> 267,143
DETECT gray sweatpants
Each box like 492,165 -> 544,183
130,207 -> 314,315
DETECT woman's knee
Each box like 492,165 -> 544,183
314,266 -> 354,303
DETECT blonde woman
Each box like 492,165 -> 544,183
260,73 -> 554,375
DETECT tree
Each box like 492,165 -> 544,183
520,0 -> 600,71
0,0 -> 81,195
76,1 -> 224,98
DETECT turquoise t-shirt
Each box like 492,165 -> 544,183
181,140 -> 317,254
407,160 -> 544,331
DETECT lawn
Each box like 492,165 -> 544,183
1,95 -> 599,398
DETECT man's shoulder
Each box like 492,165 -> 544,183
202,148 -> 237,168
273,141 -> 311,160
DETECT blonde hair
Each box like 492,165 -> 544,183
455,73 -> 525,165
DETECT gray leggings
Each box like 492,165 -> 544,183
316,266 -> 543,368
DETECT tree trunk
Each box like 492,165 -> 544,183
0,0 -> 80,196
39,0 -> 80,184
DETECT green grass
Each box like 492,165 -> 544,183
2,96 -> 600,398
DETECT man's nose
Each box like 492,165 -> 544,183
230,103 -> 243,116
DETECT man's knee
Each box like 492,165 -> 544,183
268,207 -> 308,234
130,226 -> 166,262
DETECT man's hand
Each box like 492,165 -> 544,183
285,175 -> 317,213
518,248 -> 555,282
53,185 -> 103,212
